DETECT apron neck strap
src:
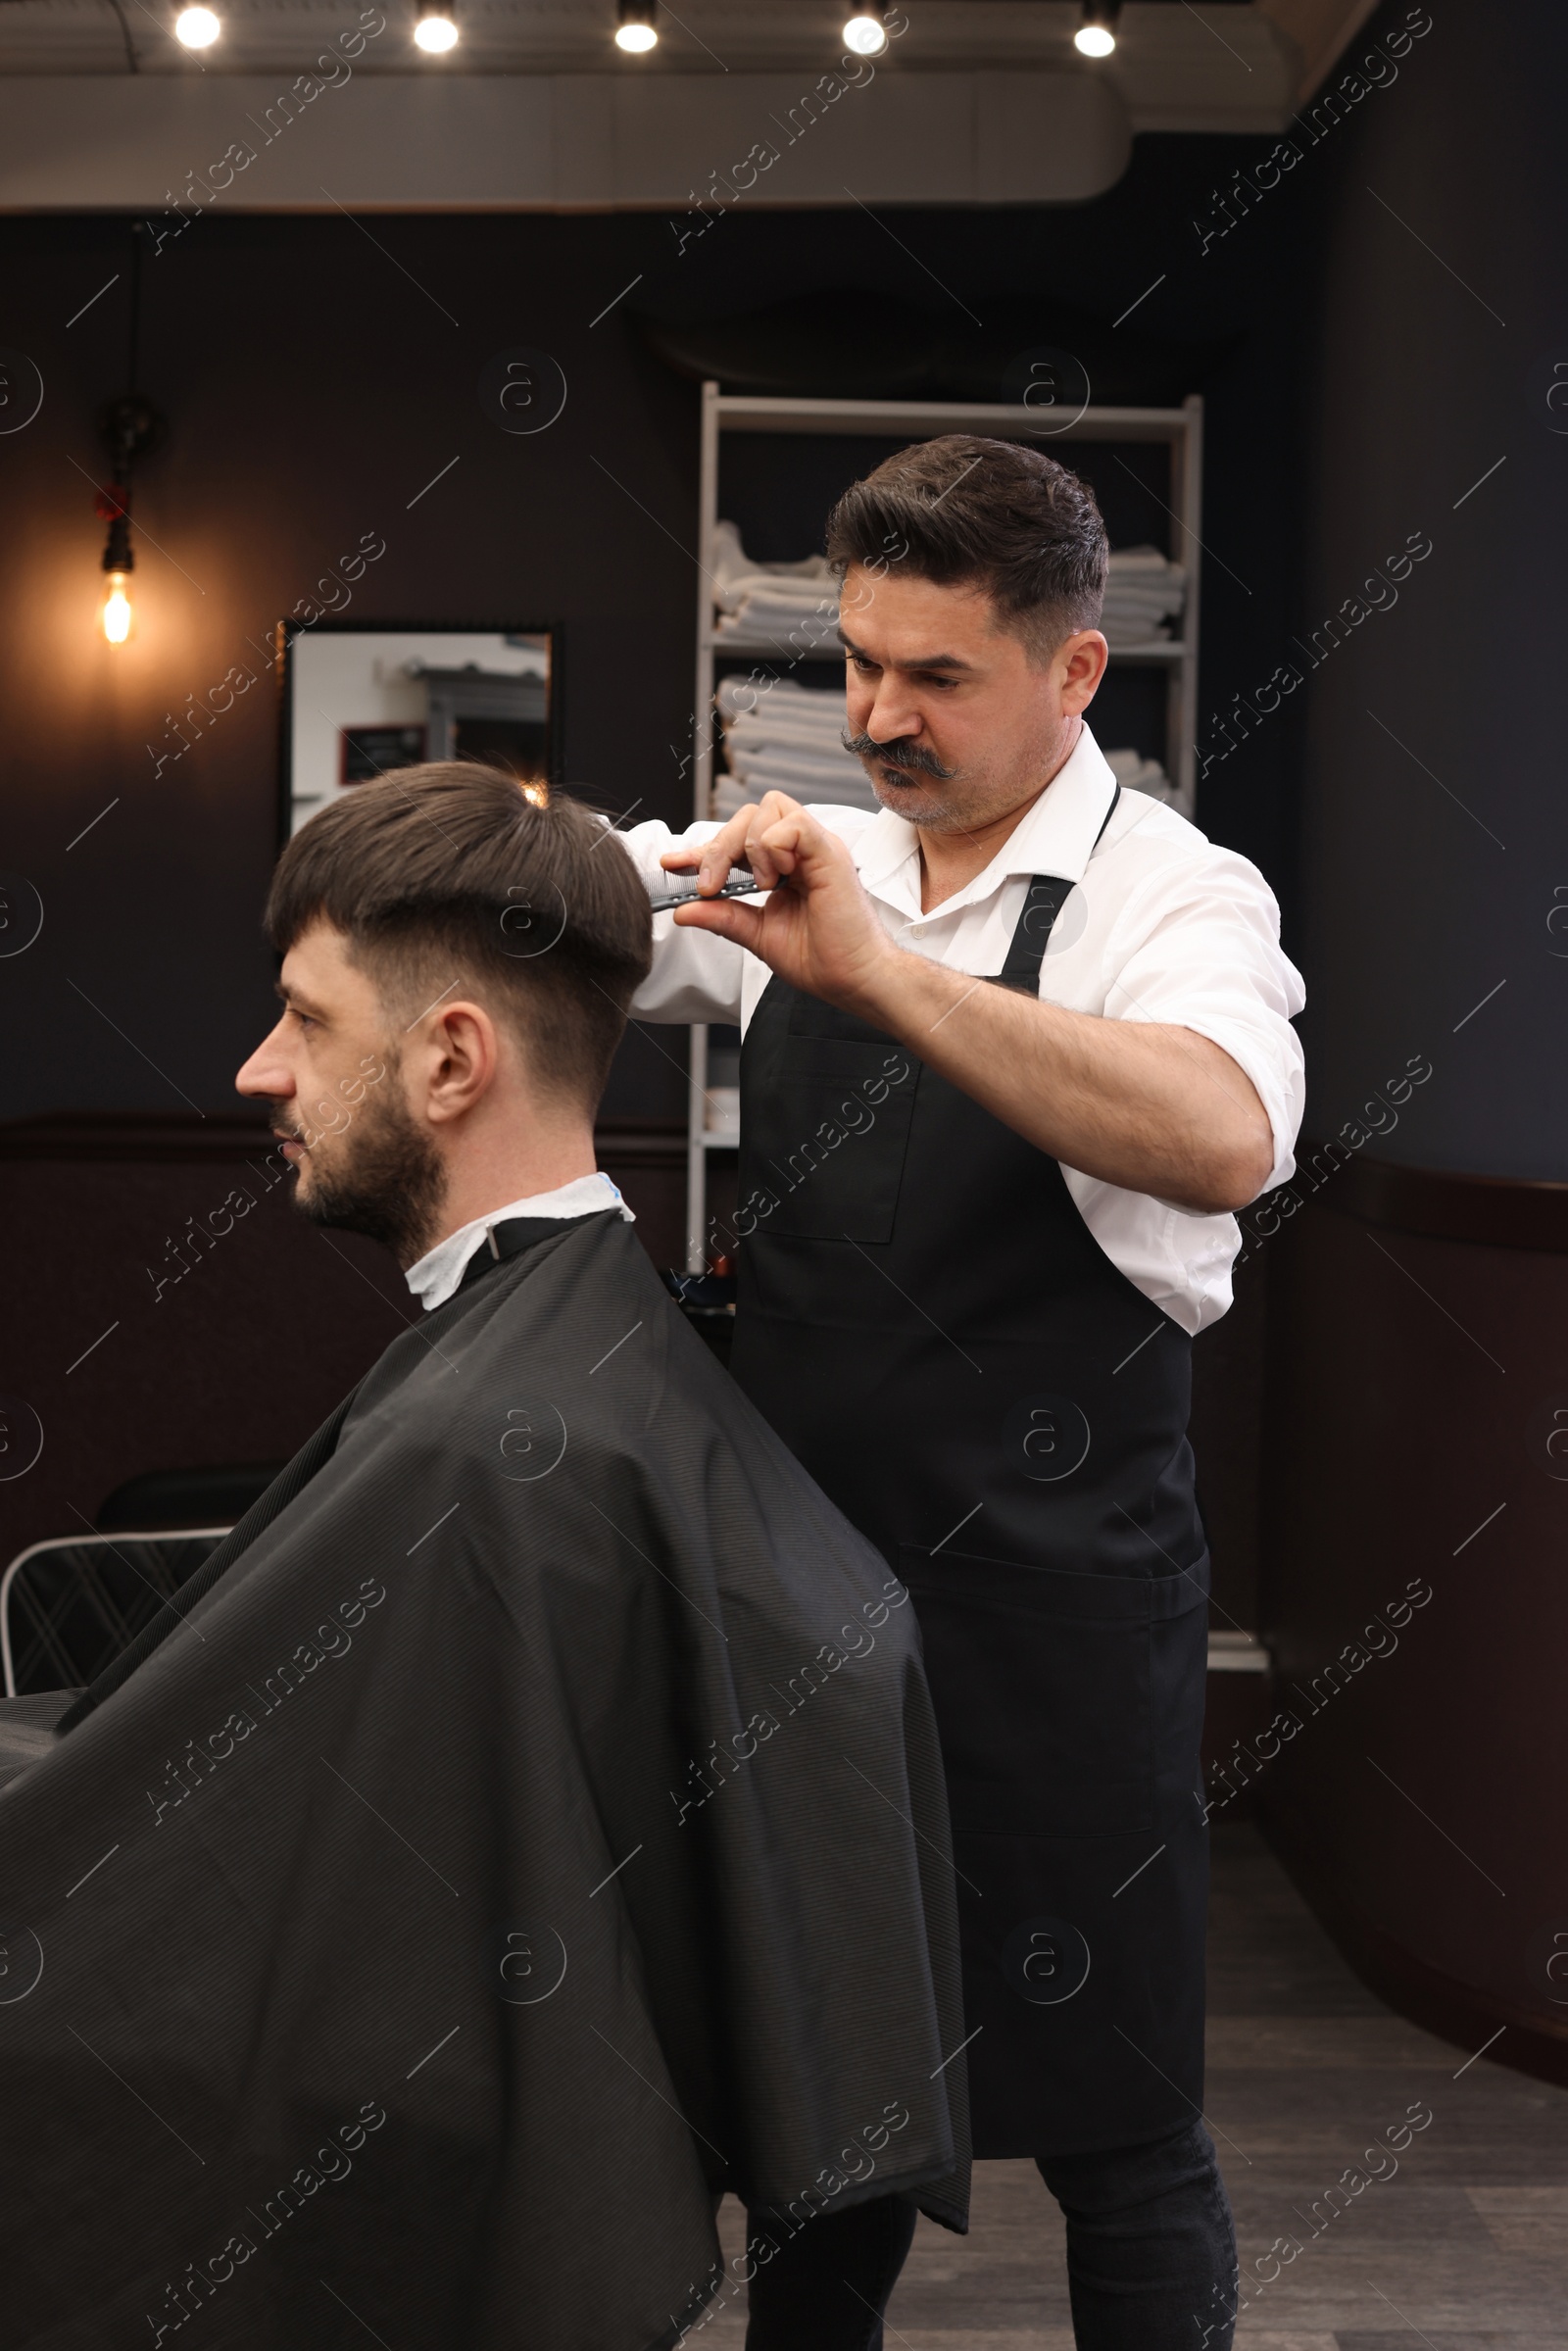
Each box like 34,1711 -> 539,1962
995,782 -> 1121,991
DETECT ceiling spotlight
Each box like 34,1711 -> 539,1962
173,5 -> 220,46
614,0 -> 658,54
1074,1 -> 1120,57
415,0 -> 459,51
843,6 -> 887,54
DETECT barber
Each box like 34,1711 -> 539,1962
623,436 -> 1304,2351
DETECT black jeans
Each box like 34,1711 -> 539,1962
741,2123 -> 1236,2351
743,2190 -> 918,2351
1037,2121 -> 1238,2351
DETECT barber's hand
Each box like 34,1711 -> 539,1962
660,791 -> 800,901
662,793 -> 897,1016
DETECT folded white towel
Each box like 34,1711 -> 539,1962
713,518 -> 833,585
1106,545 -> 1186,579
716,675 -> 848,723
717,590 -> 840,621
1103,592 -> 1184,616
711,772 -> 881,818
713,528 -> 1185,634
716,604 -> 841,647
722,578 -> 839,612
1100,545 -> 1185,644
712,519 -> 836,614
1103,588 -> 1184,612
729,743 -> 868,788
718,676 -> 863,797
1103,746 -> 1176,803
728,716 -> 854,759
1103,622 -> 1179,646
724,749 -> 881,808
730,740 -> 876,788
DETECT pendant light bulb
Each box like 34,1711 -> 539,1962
843,7 -> 887,55
614,1 -> 658,54
174,5 -> 220,45
101,571 -> 133,645
415,0 -> 459,51
1074,1 -> 1119,57
94,300 -> 162,655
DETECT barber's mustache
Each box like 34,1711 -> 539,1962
842,729 -> 958,783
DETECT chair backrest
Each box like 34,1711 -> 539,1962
1,1529 -> 231,1698
96,1463 -> 282,1534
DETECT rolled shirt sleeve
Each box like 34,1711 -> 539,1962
1097,846 -> 1305,1194
616,817 -> 749,1026
616,805 -> 878,1030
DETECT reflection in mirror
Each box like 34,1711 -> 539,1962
282,624 -> 554,839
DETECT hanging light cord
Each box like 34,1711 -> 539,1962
103,0 -> 139,72
127,217 -> 143,386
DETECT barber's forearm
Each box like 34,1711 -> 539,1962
665,802 -> 1278,1209
851,949 -> 1276,1214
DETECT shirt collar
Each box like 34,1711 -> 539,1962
405,1171 -> 633,1312
853,723 -> 1120,923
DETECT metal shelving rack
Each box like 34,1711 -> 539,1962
684,381 -> 1204,1270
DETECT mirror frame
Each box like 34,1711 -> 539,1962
276,615 -> 563,848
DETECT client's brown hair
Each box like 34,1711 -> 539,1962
266,765 -> 653,1111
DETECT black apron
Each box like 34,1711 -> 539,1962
730,840 -> 1211,2159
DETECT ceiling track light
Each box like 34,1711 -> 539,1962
615,0 -> 658,55
843,6 -> 887,55
173,5 -> 220,48
1075,0 -> 1120,58
415,0 -> 459,52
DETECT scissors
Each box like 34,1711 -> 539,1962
647,867 -> 771,913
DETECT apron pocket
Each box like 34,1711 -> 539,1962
901,1544 -> 1176,1837
754,1048 -> 920,1244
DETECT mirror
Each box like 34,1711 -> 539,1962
281,622 -> 555,839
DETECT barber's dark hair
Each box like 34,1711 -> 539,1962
824,435 -> 1109,659
265,764 -> 652,1111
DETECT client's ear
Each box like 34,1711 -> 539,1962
417,999 -> 503,1126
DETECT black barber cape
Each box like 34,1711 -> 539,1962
0,1210 -> 968,2350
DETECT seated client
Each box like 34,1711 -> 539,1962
0,765 -> 968,2351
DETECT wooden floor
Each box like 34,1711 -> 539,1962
701,1824 -> 1568,2347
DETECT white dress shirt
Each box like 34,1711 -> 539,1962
619,724 -> 1304,1336
404,1173 -> 633,1312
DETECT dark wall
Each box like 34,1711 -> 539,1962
0,136 -> 1326,1620
0,210 -> 706,1127
1260,1174 -> 1568,2081
1292,0 -> 1568,1177
1256,0 -> 1568,2078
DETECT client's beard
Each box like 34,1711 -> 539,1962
271,1071 -> 448,1266
843,729 -> 969,827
